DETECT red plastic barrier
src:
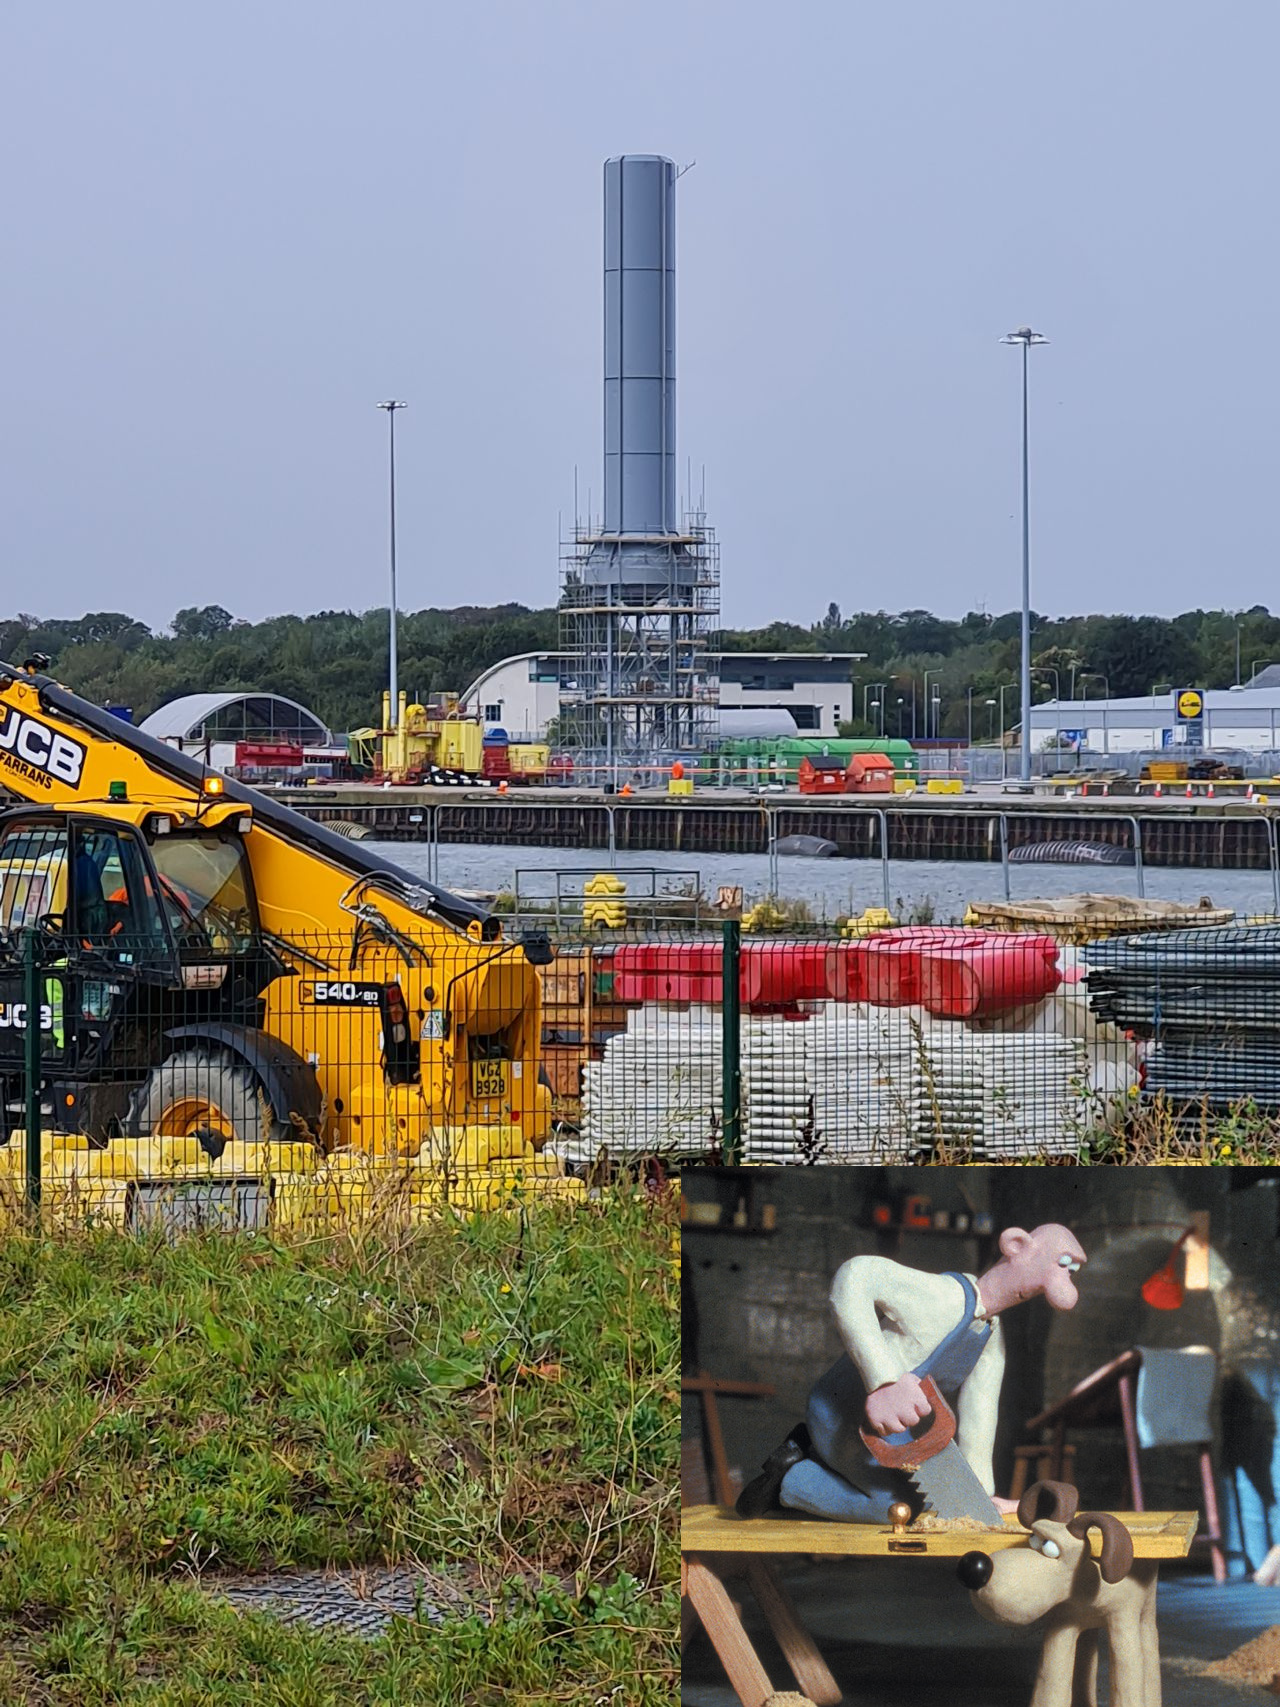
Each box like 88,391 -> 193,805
825,930 -> 988,1005
611,941 -> 830,1009
741,942 -> 830,1005
610,931 -> 1063,1017
917,935 -> 1062,1019
611,942 -> 723,1004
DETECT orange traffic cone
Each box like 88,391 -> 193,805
1185,782 -> 1194,798
497,779 -> 509,795
620,783 -> 633,797
1207,781 -> 1215,798
1154,782 -> 1163,797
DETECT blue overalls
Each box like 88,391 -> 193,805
779,1272 -> 993,1522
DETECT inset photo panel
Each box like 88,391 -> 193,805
681,1165 -> 1280,1706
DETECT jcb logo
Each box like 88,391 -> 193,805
0,1003 -> 54,1032
0,708 -> 86,786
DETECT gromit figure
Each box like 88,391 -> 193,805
957,1481 -> 1159,1707
737,1224 -> 1087,1522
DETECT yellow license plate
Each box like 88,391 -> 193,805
470,1062 -> 510,1101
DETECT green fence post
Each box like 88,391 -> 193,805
721,918 -> 742,1164
23,929 -> 41,1209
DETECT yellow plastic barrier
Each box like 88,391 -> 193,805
667,777 -> 694,796
583,871 -> 627,928
841,906 -> 898,937
892,778 -> 916,794
926,778 -> 964,794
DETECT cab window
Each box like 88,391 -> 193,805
0,824 -> 69,932
72,826 -> 167,948
149,836 -> 255,955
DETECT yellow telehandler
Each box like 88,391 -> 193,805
0,656 -> 576,1215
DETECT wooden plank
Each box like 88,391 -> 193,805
681,1506 -> 1198,1559
683,1554 -> 775,1707
747,1559 -> 843,1705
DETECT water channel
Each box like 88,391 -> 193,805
369,840 -> 1280,923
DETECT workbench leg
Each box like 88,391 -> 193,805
747,1559 -> 843,1705
683,1553 -> 775,1707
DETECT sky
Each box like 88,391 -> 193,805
4,1 -> 1278,631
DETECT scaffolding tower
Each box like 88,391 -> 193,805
558,509 -> 720,767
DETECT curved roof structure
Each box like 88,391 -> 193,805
140,691 -> 331,747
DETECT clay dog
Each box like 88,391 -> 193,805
956,1481 -> 1158,1707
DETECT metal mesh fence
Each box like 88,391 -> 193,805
529,911 -> 1280,1169
6,896 -> 1279,1222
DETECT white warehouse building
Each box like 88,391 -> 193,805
1029,678 -> 1280,754
459,652 -> 864,740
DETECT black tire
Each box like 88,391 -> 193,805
125,1050 -> 282,1153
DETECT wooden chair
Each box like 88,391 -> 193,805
1007,1441 -> 1076,1504
1025,1345 -> 1226,1582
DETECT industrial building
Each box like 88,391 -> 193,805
140,691 -> 339,775
460,650 -> 862,740
558,155 -> 720,766
1029,680 -> 1280,754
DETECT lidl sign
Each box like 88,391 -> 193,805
1175,687 -> 1205,748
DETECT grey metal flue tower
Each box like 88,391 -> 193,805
560,155 -> 719,771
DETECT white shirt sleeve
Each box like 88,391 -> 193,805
828,1255 -> 962,1394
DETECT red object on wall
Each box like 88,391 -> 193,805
234,742 -> 304,768
846,752 -> 896,793
798,755 -> 848,794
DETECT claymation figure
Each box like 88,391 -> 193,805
737,1224 -> 1087,1522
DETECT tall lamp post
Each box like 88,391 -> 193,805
376,400 -> 408,729
1081,672 -> 1111,755
1001,326 -> 1049,785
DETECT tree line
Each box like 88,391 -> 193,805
2,601 -> 1277,741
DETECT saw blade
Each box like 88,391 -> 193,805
905,1441 -> 1003,1525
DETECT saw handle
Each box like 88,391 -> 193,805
859,1375 -> 956,1467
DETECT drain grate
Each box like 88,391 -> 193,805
211,1566 -> 474,1639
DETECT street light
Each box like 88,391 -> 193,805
893,673 -> 917,739
1031,666 -> 1060,756
923,668 -> 943,738
931,687 -> 941,741
376,400 -> 408,729
1001,326 -> 1049,785
997,682 -> 1018,779
1081,672 -> 1110,755
869,698 -> 883,736
985,697 -> 997,743
862,681 -> 886,726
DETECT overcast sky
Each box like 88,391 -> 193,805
4,1 -> 1277,631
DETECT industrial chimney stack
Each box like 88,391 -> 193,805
559,155 -> 719,774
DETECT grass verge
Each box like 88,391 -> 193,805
0,1187 -> 678,1704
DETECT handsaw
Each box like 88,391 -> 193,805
859,1375 -> 1003,1524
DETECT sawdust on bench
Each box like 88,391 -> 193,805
907,1512 -> 1006,1534
1197,1624 -> 1280,1687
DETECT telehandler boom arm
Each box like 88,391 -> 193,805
0,659 -> 497,940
